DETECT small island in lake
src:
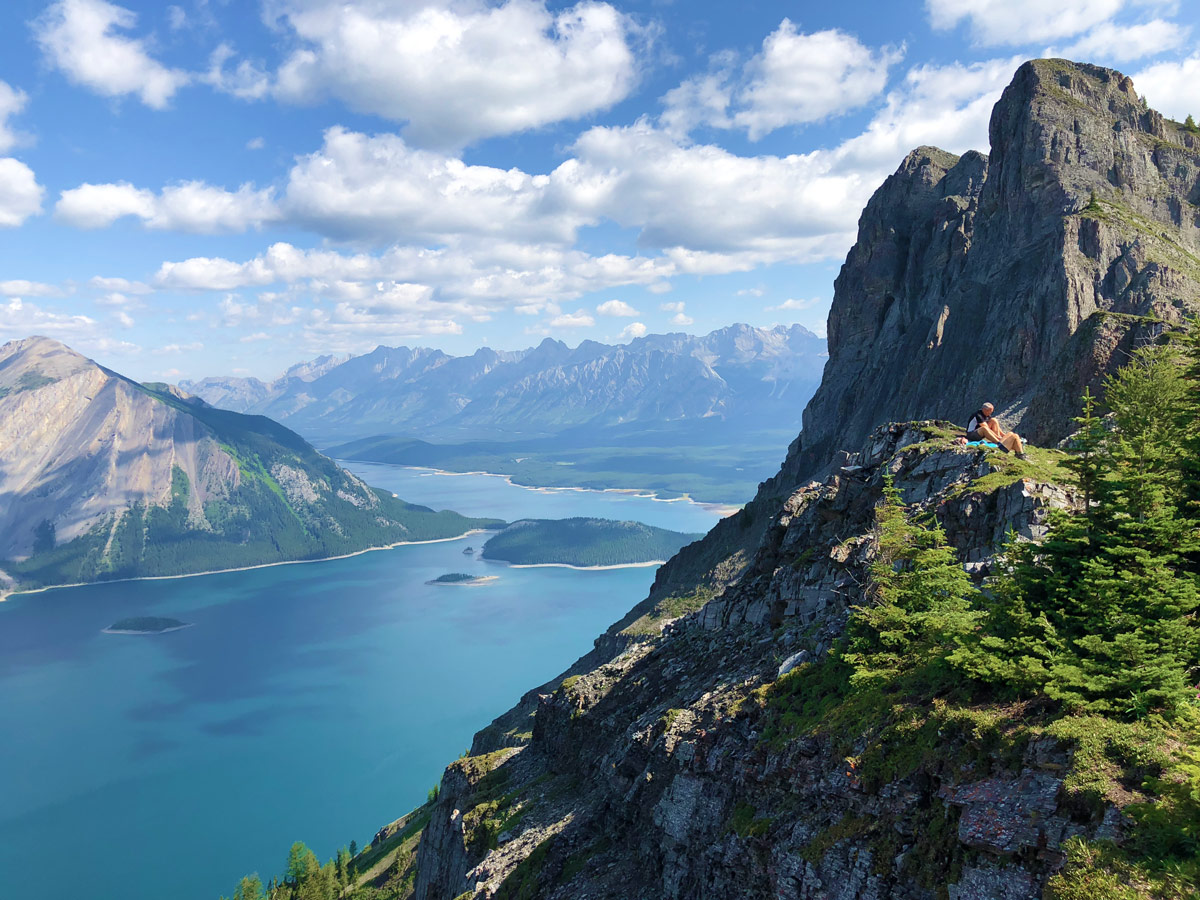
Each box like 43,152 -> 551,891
426,572 -> 498,586
103,616 -> 193,635
481,518 -> 705,568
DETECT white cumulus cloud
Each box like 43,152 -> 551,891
926,0 -> 1122,45
596,298 -> 638,316
1058,19 -> 1188,63
268,0 -> 640,149
548,309 -> 596,328
1135,55 -> 1200,123
89,275 -> 152,294
0,297 -> 95,344
0,280 -> 59,297
0,158 -> 44,227
203,43 -> 271,100
618,321 -> 647,340
34,0 -> 190,109
0,82 -> 30,153
57,180 -> 278,232
282,127 -> 572,243
767,297 -> 822,311
663,21 -> 902,140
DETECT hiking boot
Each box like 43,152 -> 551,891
1016,451 -> 1029,460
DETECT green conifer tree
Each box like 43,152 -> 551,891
986,344 -> 1200,716
286,842 -> 320,886
233,875 -> 265,900
843,475 -> 983,695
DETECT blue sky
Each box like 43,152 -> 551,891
0,0 -> 1197,380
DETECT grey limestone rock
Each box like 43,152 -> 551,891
797,58 -> 1200,480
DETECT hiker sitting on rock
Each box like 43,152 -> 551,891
966,402 -> 1027,459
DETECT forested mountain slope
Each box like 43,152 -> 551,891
0,337 -> 500,594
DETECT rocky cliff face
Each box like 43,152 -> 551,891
799,59 -> 1200,474
354,59 -> 1200,900
407,425 -> 1087,900
0,336 -> 496,593
0,336 -> 239,560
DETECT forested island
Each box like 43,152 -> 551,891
425,573 -> 497,586
481,518 -> 704,568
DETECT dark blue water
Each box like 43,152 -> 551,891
0,465 -> 725,900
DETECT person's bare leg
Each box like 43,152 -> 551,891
1000,432 -> 1024,454
977,420 -> 1006,446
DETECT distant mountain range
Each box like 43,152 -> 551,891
0,337 -> 500,594
181,324 -> 827,445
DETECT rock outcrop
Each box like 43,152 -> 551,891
410,425 -> 1087,900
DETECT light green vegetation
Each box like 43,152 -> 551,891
218,806 -> 432,900
481,518 -> 704,568
0,368 -> 57,399
894,419 -> 1074,496
1079,194 -> 1200,282
621,585 -> 718,637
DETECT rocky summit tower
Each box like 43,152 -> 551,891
797,59 -> 1200,476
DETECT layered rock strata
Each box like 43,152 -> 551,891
799,59 -> 1200,473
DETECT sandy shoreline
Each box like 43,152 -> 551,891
341,461 -> 743,519
1,529 -> 496,601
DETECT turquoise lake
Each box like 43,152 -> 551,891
0,465 -> 726,900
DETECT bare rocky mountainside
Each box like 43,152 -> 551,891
181,323 -> 826,445
0,337 -> 499,595
797,58 -> 1200,475
301,60 -> 1200,900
